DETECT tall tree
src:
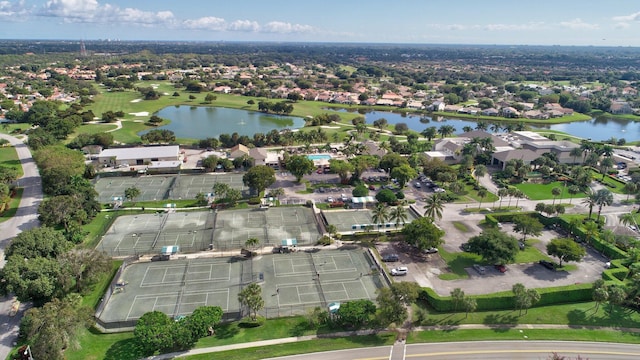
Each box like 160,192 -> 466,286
513,215 -> 543,242
450,288 -> 465,311
567,185 -> 581,204
242,165 -> 276,195
390,164 -> 418,188
546,238 -> 586,267
423,194 -> 444,221
467,228 -> 519,265
59,249 -> 112,293
401,217 -> 445,251
20,294 -> 92,360
551,186 -> 562,205
124,186 -> 141,205
285,155 -> 315,183
512,283 -> 540,316
594,188 -> 614,220
371,203 -> 389,228
477,187 -> 488,209
581,190 -> 597,220
238,283 -> 264,321
390,206 -> 408,229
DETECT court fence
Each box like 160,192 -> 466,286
94,255 -> 140,330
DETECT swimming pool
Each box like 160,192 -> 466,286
307,154 -> 332,161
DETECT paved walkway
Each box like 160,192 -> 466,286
147,324 -> 640,359
0,133 -> 43,360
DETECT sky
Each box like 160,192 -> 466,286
1,0 -> 640,46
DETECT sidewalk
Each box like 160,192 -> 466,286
147,324 -> 640,359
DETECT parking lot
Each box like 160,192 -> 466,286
376,223 -> 610,296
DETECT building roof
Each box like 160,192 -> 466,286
249,147 -> 268,160
492,149 -> 539,163
99,145 -> 179,161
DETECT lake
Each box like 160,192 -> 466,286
147,106 -> 306,139
331,109 -> 640,142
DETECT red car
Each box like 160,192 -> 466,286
317,169 -> 323,174
494,264 -> 507,273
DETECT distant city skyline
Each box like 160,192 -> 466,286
1,0 -> 640,46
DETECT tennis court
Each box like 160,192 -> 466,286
94,175 -> 174,203
97,257 -> 245,324
212,207 -> 321,251
171,173 -> 247,200
96,249 -> 385,326
94,173 -> 247,203
322,207 -> 421,233
97,211 -> 215,256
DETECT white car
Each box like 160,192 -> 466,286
391,266 -> 408,276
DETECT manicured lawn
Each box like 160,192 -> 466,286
185,334 -> 396,360
438,248 -> 482,280
0,145 -> 23,178
408,328 -> 640,344
514,239 -> 553,263
0,188 -> 22,223
452,221 -> 470,232
420,301 -> 640,329
590,170 -> 626,194
513,181 -> 587,201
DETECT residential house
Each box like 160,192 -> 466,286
481,108 -> 499,116
229,144 -> 250,159
501,107 -> 520,118
249,147 -> 268,166
610,101 -> 633,115
430,101 -> 445,112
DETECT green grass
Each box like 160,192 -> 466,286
408,328 -> 640,344
514,239 -> 553,263
0,145 -> 23,178
438,248 -> 482,280
452,221 -> 470,232
0,187 -> 22,223
420,301 -> 640,329
513,181 -> 587,201
590,170 -> 626,193
185,334 -> 395,360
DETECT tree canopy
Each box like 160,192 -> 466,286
242,165 -> 276,195
286,155 -> 315,182
401,217 -> 444,251
546,238 -> 586,266
467,228 -> 519,265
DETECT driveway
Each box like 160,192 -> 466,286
0,134 -> 43,360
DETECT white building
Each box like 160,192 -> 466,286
97,145 -> 180,167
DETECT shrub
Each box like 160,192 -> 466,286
352,184 -> 368,197
248,197 -> 261,205
317,235 -> 333,245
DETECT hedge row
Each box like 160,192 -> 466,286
420,283 -> 593,313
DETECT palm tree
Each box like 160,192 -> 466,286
594,188 -> 614,221
473,164 -> 487,180
623,182 -> 638,201
462,125 -> 473,133
475,121 -> 488,131
506,187 -> 517,207
245,237 -> 260,256
620,213 -> 637,229
437,125 -> 456,138
489,122 -> 501,133
567,185 -> 581,204
513,189 -> 525,208
551,186 -> 562,205
570,147 -> 583,164
371,203 -> 389,229
599,157 -> 615,180
497,188 -> 509,209
477,187 -> 488,209
582,190 -> 597,220
583,221 -> 599,244
423,194 -> 444,221
421,126 -> 437,141
390,206 -> 408,229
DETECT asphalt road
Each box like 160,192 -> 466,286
266,341 -> 640,360
0,134 -> 43,360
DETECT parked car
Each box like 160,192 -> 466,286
414,182 -> 421,188
422,247 -> 438,254
326,197 -> 334,203
382,254 -> 399,262
472,264 -> 485,274
391,266 -> 408,276
494,264 -> 507,273
539,260 -> 555,270
460,243 -> 471,252
518,241 -> 525,250
434,187 -> 446,193
368,184 -> 376,191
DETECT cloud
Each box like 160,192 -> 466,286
0,0 -> 30,19
484,22 -> 545,31
228,20 -> 260,32
262,21 -> 314,34
40,0 -> 175,25
613,11 -> 640,22
183,16 -> 226,31
560,18 -> 599,30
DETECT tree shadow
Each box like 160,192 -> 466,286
289,320 -> 313,337
483,312 -> 519,332
103,337 -> 149,360
213,322 -> 240,339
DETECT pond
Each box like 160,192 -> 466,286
328,108 -> 640,142
144,106 -> 306,139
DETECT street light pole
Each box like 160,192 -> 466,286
24,345 -> 34,360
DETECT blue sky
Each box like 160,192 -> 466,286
1,0 -> 640,46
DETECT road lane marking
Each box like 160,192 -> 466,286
404,349 -> 640,357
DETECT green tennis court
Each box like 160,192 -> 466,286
96,249 -> 385,328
